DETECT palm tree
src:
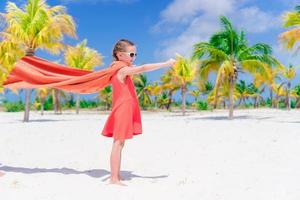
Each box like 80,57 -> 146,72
291,84 -> 300,108
190,81 -> 213,108
189,89 -> 201,103
133,73 -> 152,110
253,67 -> 280,108
278,64 -> 296,110
280,5 -> 300,50
193,16 -> 277,119
98,86 -> 112,110
1,0 -> 77,122
160,69 -> 180,111
51,88 -> 69,114
36,88 -> 49,115
235,80 -> 250,107
64,39 -> 103,114
207,80 -> 239,109
146,82 -> 162,110
272,83 -> 286,108
52,88 -> 61,114
172,54 -> 197,115
247,83 -> 265,108
198,81 -> 213,96
34,88 -> 67,114
157,92 -> 169,109
0,37 -> 24,93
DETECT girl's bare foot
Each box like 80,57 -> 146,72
109,179 -> 127,186
118,175 -> 124,181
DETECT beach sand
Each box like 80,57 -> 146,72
0,109 -> 299,200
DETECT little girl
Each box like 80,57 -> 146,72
101,39 -> 176,186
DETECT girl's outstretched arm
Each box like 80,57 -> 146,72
118,59 -> 176,77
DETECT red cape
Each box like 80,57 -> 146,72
3,56 -> 127,94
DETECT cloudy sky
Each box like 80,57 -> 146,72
1,0 -> 300,100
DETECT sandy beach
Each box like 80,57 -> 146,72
0,109 -> 300,200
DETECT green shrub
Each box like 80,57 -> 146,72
278,100 -> 286,109
265,98 -> 272,108
43,96 -> 54,110
196,100 -> 208,110
291,100 -> 296,109
64,98 -> 75,109
3,101 -> 25,112
80,100 -> 100,108
172,101 -> 181,107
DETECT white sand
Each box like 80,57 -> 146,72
0,109 -> 300,200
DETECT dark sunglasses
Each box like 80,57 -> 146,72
123,52 -> 137,58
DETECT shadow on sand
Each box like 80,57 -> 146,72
0,164 -> 168,181
189,115 -> 273,121
2,118 -> 102,124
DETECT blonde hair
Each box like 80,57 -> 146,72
112,39 -> 135,61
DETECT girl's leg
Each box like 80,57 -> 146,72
118,142 -> 125,180
110,139 -> 126,186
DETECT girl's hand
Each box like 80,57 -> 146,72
165,58 -> 176,67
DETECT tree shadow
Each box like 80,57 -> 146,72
164,114 -> 195,117
0,164 -> 168,182
271,120 -> 300,124
191,115 -> 299,123
3,118 -> 100,124
189,115 -> 273,121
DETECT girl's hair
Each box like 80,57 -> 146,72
112,39 -> 135,61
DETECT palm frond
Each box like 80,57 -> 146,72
193,42 -> 228,61
283,9 -> 300,28
280,29 -> 300,49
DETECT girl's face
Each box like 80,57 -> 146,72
116,45 -> 137,65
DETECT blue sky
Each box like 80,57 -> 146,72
1,0 -> 300,102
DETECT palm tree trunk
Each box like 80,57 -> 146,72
40,98 -> 44,116
229,78 -> 235,119
213,82 -> 220,109
167,90 -> 173,111
41,102 -> 44,115
76,94 -> 80,114
53,89 -> 61,114
237,98 -> 242,107
23,48 -> 35,122
242,98 -> 247,108
286,81 -> 291,110
181,85 -> 186,116
256,96 -> 259,108
23,89 -> 31,122
296,98 -> 300,108
154,96 -> 158,110
270,89 -> 274,108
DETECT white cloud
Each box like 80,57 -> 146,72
161,0 -> 234,24
60,0 -> 138,4
152,0 -> 236,33
234,7 -> 280,33
153,0 -> 281,60
154,16 -> 220,59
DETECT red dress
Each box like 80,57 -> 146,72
101,65 -> 142,140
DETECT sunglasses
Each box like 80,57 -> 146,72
123,52 -> 137,58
